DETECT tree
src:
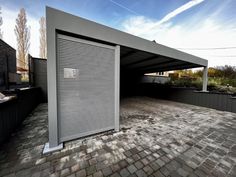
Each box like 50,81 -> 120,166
208,67 -> 218,77
39,16 -> 46,59
174,69 -> 194,78
0,7 -> 3,39
217,65 -> 236,79
14,8 -> 30,69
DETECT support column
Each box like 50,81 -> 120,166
43,8 -> 63,154
114,45 -> 120,132
202,66 -> 208,92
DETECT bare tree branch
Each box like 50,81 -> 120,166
0,7 -> 3,39
14,8 -> 30,69
39,16 -> 46,59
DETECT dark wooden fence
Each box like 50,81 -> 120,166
31,58 -> 47,102
137,84 -> 236,113
0,87 -> 42,144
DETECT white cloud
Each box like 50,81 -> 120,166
122,16 -> 236,67
1,6 -> 40,59
157,0 -> 204,24
140,0 -> 205,33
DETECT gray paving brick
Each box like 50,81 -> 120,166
160,167 -> 170,176
156,159 -> 165,167
134,161 -> 144,170
86,165 -> 96,176
79,160 -> 89,169
124,151 -> 132,157
170,160 -> 181,169
194,169 -> 207,177
3,173 -> 16,177
177,168 -> 188,177
89,158 -> 97,166
143,165 -> 153,175
111,164 -> 121,172
146,155 -> 155,162
126,157 -> 135,164
132,154 -> 141,161
128,174 -> 137,177
102,167 -> 112,176
152,153 -> 160,159
135,169 -> 147,177
182,164 -> 193,173
188,173 -> 198,177
93,171 -> 103,177
60,168 -> 70,177
130,148 -> 139,155
67,174 -> 76,177
139,151 -> 147,158
96,162 -> 107,171
120,168 -> 130,177
71,164 -> 80,173
15,169 -> 31,177
141,158 -> 149,166
149,162 -> 160,171
119,160 -> 129,169
127,165 -> 138,174
110,172 -> 121,177
153,171 -> 165,177
76,169 -> 86,177
169,171 -> 182,177
41,168 -> 51,177
211,169 -> 227,177
49,172 -> 59,177
160,156 -> 170,163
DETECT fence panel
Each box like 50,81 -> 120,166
0,87 -> 41,144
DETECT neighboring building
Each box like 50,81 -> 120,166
141,75 -> 171,84
143,72 -> 172,84
145,71 -> 171,77
0,39 -> 21,89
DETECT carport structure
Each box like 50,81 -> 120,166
45,7 -> 208,153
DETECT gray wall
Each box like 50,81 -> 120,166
0,87 -> 41,144
137,84 -> 236,113
0,39 -> 17,86
165,88 -> 236,113
32,58 -> 47,102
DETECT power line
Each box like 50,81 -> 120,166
177,47 -> 236,50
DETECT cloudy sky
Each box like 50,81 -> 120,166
1,0 -> 236,67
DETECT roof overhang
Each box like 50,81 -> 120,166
46,7 -> 208,74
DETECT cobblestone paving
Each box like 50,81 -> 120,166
0,96 -> 236,177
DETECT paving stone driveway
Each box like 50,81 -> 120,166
0,97 -> 236,177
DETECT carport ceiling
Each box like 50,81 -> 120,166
120,46 -> 201,74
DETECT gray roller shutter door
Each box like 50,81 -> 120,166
57,35 -> 115,142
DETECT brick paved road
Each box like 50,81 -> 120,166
0,97 -> 236,177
